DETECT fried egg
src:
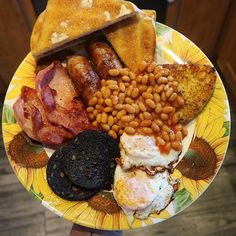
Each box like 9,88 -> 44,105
120,133 -> 180,171
113,166 -> 175,223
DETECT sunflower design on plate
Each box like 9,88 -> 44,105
172,103 -> 229,198
2,22 -> 230,230
2,106 -> 49,196
162,30 -> 209,65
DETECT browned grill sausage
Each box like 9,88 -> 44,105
67,56 -> 100,104
87,41 -> 123,80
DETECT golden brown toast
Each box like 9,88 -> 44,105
31,0 -> 138,59
142,9 -> 157,20
105,10 -> 156,73
31,11 -> 45,51
163,64 -> 217,123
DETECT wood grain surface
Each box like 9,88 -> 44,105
217,1 -> 236,98
0,0 -> 34,94
0,94 -> 235,236
166,0 -> 231,58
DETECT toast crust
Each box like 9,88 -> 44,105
105,10 -> 157,73
31,0 -> 138,59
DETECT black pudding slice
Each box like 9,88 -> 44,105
47,148 -> 98,201
63,130 -> 119,190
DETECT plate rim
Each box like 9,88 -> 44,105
1,22 -> 231,231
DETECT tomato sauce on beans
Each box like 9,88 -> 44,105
87,61 -> 188,153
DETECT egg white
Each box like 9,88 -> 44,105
113,166 -> 176,223
120,133 -> 180,171
135,170 -> 175,220
113,166 -> 159,211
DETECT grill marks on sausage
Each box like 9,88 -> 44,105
87,41 -> 122,80
67,56 -> 101,104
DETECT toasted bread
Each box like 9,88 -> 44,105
31,0 -> 138,59
142,9 -> 157,20
163,64 -> 217,123
31,11 -> 45,51
105,10 -> 156,73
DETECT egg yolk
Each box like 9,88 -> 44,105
114,175 -> 156,210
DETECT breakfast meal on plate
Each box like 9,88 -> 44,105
9,0 -> 218,224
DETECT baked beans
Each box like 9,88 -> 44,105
87,62 -> 187,154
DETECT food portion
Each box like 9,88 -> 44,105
13,61 -> 97,147
87,63 -> 189,154
163,64 -> 217,123
114,166 -> 176,222
105,10 -> 156,73
120,133 -> 180,173
67,55 -> 101,104
47,147 -> 99,201
35,62 -> 77,109
87,40 -> 123,80
31,0 -> 138,58
35,62 -> 95,136
13,86 -> 73,146
63,130 -> 119,190
46,131 -> 119,200
10,0 -> 219,227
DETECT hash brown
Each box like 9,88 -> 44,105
163,64 -> 217,123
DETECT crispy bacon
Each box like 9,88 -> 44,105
41,86 -> 56,112
35,62 -> 93,135
13,86 -> 72,146
33,108 -> 43,130
14,92 -> 38,140
46,104 -> 93,135
13,62 -> 96,147
36,62 -> 78,109
37,126 -> 72,146
36,63 -> 56,89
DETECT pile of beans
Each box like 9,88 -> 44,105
87,61 -> 188,153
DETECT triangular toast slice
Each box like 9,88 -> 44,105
142,9 -> 157,19
163,64 -> 217,123
31,0 -> 138,59
105,9 -> 156,73
31,11 -> 45,51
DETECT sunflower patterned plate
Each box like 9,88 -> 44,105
2,23 -> 230,230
